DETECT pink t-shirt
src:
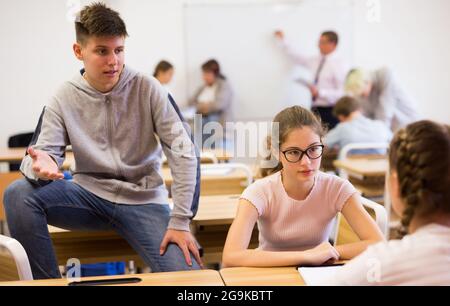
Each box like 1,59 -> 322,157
240,171 -> 357,251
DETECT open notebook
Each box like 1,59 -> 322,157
298,265 -> 343,286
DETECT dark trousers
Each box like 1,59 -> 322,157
311,106 -> 339,130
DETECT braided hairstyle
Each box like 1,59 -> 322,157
389,120 -> 450,236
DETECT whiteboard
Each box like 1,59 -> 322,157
184,0 -> 354,120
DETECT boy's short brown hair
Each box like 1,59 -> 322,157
332,96 -> 361,118
75,2 -> 128,45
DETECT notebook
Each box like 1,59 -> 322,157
298,265 -> 343,286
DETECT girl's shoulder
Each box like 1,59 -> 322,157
247,171 -> 282,191
316,171 -> 351,188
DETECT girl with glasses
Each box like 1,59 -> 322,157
222,106 -> 384,268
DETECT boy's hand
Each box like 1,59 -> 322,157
160,229 -> 204,269
28,147 -> 64,180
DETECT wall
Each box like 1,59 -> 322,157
0,0 -> 449,148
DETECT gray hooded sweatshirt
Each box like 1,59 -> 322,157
20,66 -> 200,231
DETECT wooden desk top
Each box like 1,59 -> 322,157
193,194 -> 239,226
333,158 -> 388,177
204,148 -> 233,162
0,269 -> 224,286
0,148 -> 73,170
0,148 -> 27,163
220,267 -> 304,286
47,194 -> 240,235
161,167 -> 249,183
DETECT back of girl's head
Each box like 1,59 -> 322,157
389,120 -> 450,233
259,106 -> 326,178
153,60 -> 173,77
201,59 -> 225,79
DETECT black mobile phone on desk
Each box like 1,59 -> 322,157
68,277 -> 142,286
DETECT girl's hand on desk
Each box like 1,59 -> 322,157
302,242 -> 340,266
160,229 -> 204,268
28,147 -> 64,180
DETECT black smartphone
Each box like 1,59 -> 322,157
68,277 -> 142,286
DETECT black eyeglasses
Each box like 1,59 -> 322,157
281,145 -> 324,163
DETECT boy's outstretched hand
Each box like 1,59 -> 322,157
28,147 -> 64,180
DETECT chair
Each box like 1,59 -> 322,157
337,142 -> 393,238
333,197 -> 388,246
7,132 -> 34,171
337,142 -> 389,180
0,234 -> 33,281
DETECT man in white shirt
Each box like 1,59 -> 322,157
274,30 -> 349,129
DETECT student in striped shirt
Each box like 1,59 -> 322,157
222,106 -> 384,268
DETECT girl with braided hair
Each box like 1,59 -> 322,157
324,120 -> 450,285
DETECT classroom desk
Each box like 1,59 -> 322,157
219,267 -> 305,286
333,158 -> 388,178
333,157 -> 387,199
162,167 -> 251,196
205,148 -> 233,163
45,194 -> 250,267
48,225 -> 143,266
0,148 -> 248,195
0,148 -> 231,165
193,194 -> 239,226
190,195 -> 259,265
0,148 -> 74,170
163,149 -> 233,164
0,148 -> 28,163
0,269 -> 224,286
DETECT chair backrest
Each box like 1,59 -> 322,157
333,197 -> 388,246
0,172 -> 23,222
8,132 -> 34,171
338,142 -> 389,180
337,142 -> 392,239
0,235 -> 33,281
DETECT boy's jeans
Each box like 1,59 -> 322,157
3,179 -> 200,279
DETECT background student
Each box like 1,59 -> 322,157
345,67 -> 420,132
274,30 -> 348,129
153,60 -> 174,89
222,106 -> 384,268
324,96 -> 392,153
188,59 -> 233,149
326,120 -> 450,285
